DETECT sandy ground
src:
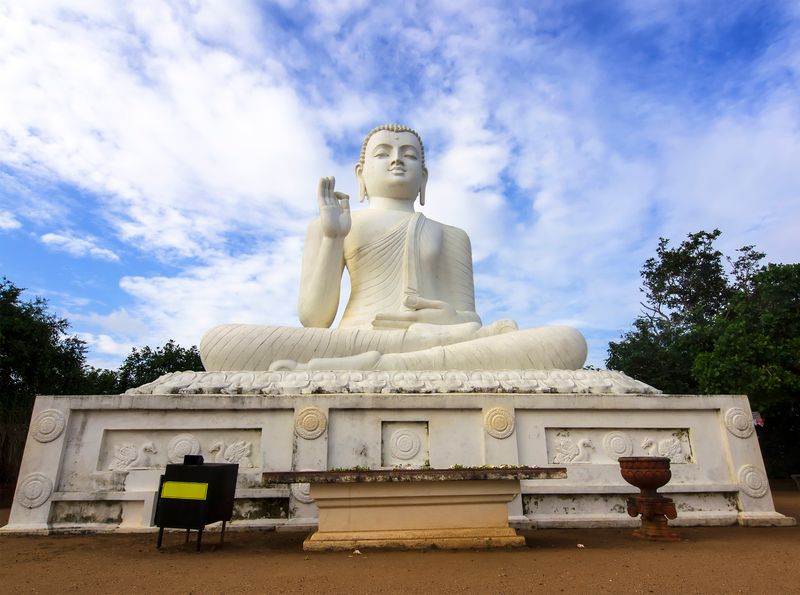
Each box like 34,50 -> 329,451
1,490 -> 798,595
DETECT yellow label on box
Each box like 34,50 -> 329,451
161,481 -> 208,500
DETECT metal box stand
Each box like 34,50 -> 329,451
155,461 -> 238,550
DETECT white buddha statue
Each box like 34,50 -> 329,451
200,124 -> 587,372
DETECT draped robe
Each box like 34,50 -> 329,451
200,213 -> 587,371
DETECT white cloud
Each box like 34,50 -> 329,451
76,332 -> 134,358
2,1 -> 799,372
657,98 -> 800,264
0,210 -> 21,230
0,2 -> 376,259
74,235 -> 305,366
40,232 -> 120,261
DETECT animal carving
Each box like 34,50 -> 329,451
209,440 -> 253,467
109,441 -> 157,470
553,437 -> 593,464
642,437 -> 687,463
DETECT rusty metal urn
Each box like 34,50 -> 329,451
619,457 -> 680,542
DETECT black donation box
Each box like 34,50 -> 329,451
155,458 -> 238,550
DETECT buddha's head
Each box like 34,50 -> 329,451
356,124 -> 428,206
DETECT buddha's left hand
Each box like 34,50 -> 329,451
372,296 -> 459,328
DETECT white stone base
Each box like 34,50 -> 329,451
2,384 -> 794,533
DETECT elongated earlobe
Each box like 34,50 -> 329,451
355,163 -> 367,202
419,186 -> 425,206
359,180 -> 367,203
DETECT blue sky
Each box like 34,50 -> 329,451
1,0 -> 799,370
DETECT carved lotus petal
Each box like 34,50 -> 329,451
443,372 -> 468,391
467,372 -> 500,391
390,372 -> 425,391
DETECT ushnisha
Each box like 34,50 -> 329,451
200,124 -> 587,372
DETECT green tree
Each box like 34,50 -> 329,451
608,233 -> 799,476
0,278 -> 89,487
694,264 -> 800,476
694,264 -> 800,406
607,230 -> 754,393
81,367 -> 121,395
116,339 -> 203,392
0,278 -> 88,407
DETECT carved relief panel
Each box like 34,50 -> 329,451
545,428 -> 693,465
98,429 -> 261,471
381,421 -> 429,467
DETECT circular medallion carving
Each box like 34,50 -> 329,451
738,464 -> 768,498
290,483 -> 314,504
30,409 -> 66,443
167,433 -> 201,463
16,473 -> 53,508
484,407 -> 514,439
602,431 -> 634,459
724,407 -> 754,439
390,429 -> 422,460
295,407 -> 328,440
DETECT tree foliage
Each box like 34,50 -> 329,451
694,264 -> 800,405
0,278 -> 88,413
116,340 -> 202,392
1,278 -> 88,490
0,276 -> 203,486
609,231 -> 735,393
607,232 -> 799,475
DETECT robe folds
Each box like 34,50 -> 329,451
200,214 -> 587,371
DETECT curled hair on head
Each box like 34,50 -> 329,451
358,123 -> 426,168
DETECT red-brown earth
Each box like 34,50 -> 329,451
1,486 -> 798,594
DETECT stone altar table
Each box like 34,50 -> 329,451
264,468 -> 566,550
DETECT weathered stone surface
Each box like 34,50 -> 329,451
304,480 -> 526,550
3,391 -> 793,533
126,369 -> 660,395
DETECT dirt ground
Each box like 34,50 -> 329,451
1,490 -> 798,595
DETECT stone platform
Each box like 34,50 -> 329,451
262,469 -> 566,550
3,370 -> 793,533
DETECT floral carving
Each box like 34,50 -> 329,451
738,464 -> 768,498
295,407 -> 328,440
724,407 -> 754,439
16,473 -> 53,508
467,372 -> 500,391
389,429 -> 422,460
167,433 -> 201,463
390,371 -> 426,392
280,372 -> 312,393
602,431 -> 634,459
31,409 -> 66,443
484,407 -> 515,439
352,372 -> 389,393
290,483 -> 314,504
126,369 -> 661,395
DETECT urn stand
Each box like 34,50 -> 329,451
619,457 -> 680,542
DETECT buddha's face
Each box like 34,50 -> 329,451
356,130 -> 428,202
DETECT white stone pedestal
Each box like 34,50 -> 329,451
2,370 -> 794,533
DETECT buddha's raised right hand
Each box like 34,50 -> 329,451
318,176 -> 351,238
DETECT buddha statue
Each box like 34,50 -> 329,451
200,124 -> 587,372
